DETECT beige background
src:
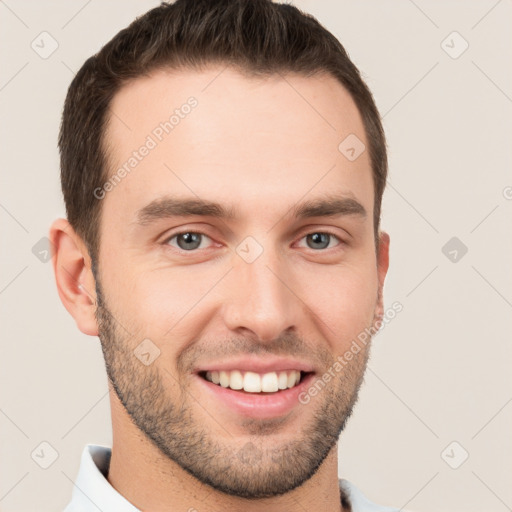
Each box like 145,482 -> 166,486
1,1 -> 511,511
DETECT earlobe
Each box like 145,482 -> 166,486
49,218 -> 99,336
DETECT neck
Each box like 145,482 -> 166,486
107,394 -> 347,512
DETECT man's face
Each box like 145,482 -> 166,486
94,66 -> 387,498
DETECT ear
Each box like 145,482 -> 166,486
374,230 -> 390,322
49,218 -> 99,336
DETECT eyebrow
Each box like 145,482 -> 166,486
292,194 -> 367,220
135,194 -> 367,226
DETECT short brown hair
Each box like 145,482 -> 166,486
59,0 -> 387,263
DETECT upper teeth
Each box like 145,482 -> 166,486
205,370 -> 301,393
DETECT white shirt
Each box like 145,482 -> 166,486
63,444 -> 403,512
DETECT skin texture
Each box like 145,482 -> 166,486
50,66 -> 390,512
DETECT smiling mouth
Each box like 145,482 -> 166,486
198,370 -> 311,394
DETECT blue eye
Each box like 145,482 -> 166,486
298,232 -> 342,251
166,232 -> 213,251
164,230 -> 343,254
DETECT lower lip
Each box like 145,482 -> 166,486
195,373 -> 315,419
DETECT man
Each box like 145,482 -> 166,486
50,0 -> 398,510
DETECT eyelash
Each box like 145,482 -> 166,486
163,229 -> 345,253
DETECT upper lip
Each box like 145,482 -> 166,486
194,356 -> 316,374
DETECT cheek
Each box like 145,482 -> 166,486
109,265 -> 222,338
299,262 -> 379,346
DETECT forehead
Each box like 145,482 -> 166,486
102,66 -> 373,225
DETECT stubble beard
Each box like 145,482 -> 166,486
94,278 -> 372,499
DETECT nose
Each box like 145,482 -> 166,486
221,245 -> 304,343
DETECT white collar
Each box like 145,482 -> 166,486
64,444 -> 401,512
64,444 -> 139,512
